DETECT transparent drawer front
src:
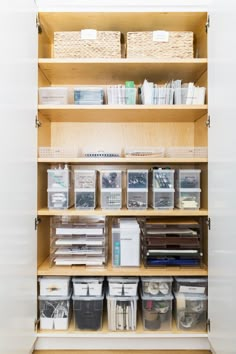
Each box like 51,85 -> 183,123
75,191 -> 96,209
176,169 -> 201,189
152,169 -> 175,189
107,294 -> 138,331
72,295 -> 104,330
127,191 -> 148,209
175,189 -> 201,209
101,190 -> 122,209
48,190 -> 70,209
74,87 -> 104,105
175,293 -> 207,331
48,169 -> 70,189
174,87 -> 206,105
38,295 -> 71,330
141,277 -> 173,296
74,170 -> 96,189
39,87 -> 69,105
127,170 -> 148,189
101,170 -> 122,189
141,293 -> 173,331
107,87 -> 137,105
151,190 -> 174,209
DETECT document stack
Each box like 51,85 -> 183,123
175,169 -> 201,209
47,165 -> 73,209
149,168 -> 175,209
140,276 -> 173,331
50,216 -> 107,266
107,276 -> 139,331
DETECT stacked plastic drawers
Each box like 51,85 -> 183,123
100,170 -> 122,209
127,169 -> 148,209
140,277 -> 173,331
150,168 -> 175,209
107,277 -> 139,331
38,276 -> 71,330
72,277 -> 104,330
74,169 -> 97,209
173,277 -> 208,330
175,169 -> 201,209
47,165 -> 72,209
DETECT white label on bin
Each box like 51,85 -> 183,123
89,283 -> 102,296
124,284 -> 137,296
81,29 -> 97,40
74,283 -> 88,296
179,286 -> 205,294
153,31 -> 169,42
109,283 -> 123,296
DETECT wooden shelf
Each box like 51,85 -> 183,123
38,58 -> 208,85
38,105 -> 207,123
38,157 -> 208,164
37,207 -> 208,217
38,258 -> 208,277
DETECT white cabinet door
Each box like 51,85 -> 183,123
208,1 -> 236,353
0,1 -> 37,354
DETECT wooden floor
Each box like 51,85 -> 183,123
34,351 -> 212,354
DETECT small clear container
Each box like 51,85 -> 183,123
176,169 -> 201,189
127,190 -> 148,209
39,87 -> 68,105
38,293 -> 71,330
174,292 -> 208,331
74,87 -> 104,105
175,188 -> 201,209
107,86 -> 137,105
151,169 -> 175,189
173,277 -> 208,295
72,277 -> 104,296
101,190 -> 122,209
106,293 -> 138,331
151,189 -> 174,209
127,169 -> 148,189
174,87 -> 206,105
100,170 -> 122,189
75,190 -> 96,209
47,189 -> 70,209
47,168 -> 70,189
141,292 -> 173,331
74,170 -> 96,189
107,277 -> 139,296
72,293 -> 104,330
141,277 -> 173,296
38,276 -> 71,297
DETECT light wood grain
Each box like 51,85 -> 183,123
37,257 -> 208,277
34,351 -> 211,354
37,217 -> 50,267
38,59 -> 207,85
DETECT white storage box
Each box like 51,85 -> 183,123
72,277 -> 104,296
175,188 -> 201,209
38,276 -> 71,296
107,277 -> 139,296
107,293 -> 138,331
141,292 -> 173,331
174,292 -> 208,331
176,169 -> 201,189
174,277 -> 208,295
38,293 -> 71,330
150,189 -> 174,209
141,277 -> 173,296
39,87 -> 68,105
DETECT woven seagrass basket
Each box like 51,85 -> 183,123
54,31 -> 121,58
127,31 -> 194,59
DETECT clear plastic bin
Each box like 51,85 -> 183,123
75,190 -> 96,209
74,87 -> 104,104
107,87 -> 137,105
38,293 -> 71,330
174,292 -> 207,331
107,277 -> 139,296
127,169 -> 148,189
100,170 -> 122,189
141,277 -> 173,296
38,276 -> 71,296
151,189 -> 174,209
151,169 -> 175,189
101,190 -> 122,209
72,277 -> 104,296
47,189 -> 71,209
174,277 -> 208,295
106,293 -> 138,331
38,87 -> 69,105
141,292 -> 173,331
72,293 -> 104,330
175,188 -> 201,209
74,170 -> 96,189
174,87 -> 206,105
141,87 -> 174,105
127,190 -> 148,209
124,147 -> 165,158
176,169 -> 201,189
47,168 -> 70,189
39,146 -> 79,158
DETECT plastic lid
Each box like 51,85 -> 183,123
38,291 -> 72,301
141,276 -> 173,282
152,188 -> 175,192
107,276 -> 139,283
179,169 -> 201,173
175,277 -> 208,283
141,291 -> 173,301
106,293 -> 138,301
178,188 -> 201,192
72,293 -> 104,301
174,292 -> 208,300
72,277 -> 104,283
38,276 -> 71,282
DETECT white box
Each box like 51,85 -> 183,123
38,276 -> 71,296
39,87 -> 68,105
